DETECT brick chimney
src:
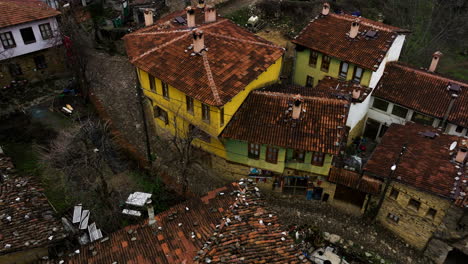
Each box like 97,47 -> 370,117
428,51 -> 443,72
292,95 -> 303,120
455,145 -> 467,163
186,6 -> 196,28
193,30 -> 205,53
144,9 -> 154,27
205,5 -> 216,23
349,20 -> 360,39
352,88 -> 361,100
322,2 -> 330,16
197,0 -> 205,9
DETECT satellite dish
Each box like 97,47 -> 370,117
449,141 -> 457,151
391,164 -> 397,171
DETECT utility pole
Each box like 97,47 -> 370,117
373,143 -> 407,221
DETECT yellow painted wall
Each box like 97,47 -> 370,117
284,150 -> 333,176
293,49 -> 372,87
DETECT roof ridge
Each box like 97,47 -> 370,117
130,29 -> 192,36
204,32 -> 283,49
391,62 -> 468,87
130,32 -> 190,63
329,13 -> 396,33
254,90 -> 349,103
202,52 -> 222,105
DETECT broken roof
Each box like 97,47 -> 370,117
123,8 -> 284,106
292,12 -> 408,71
0,154 -> 67,255
67,181 -> 309,263
328,167 -> 382,194
222,89 -> 349,155
314,76 -> 372,102
364,123 -> 468,205
0,0 -> 60,28
373,62 -> 468,127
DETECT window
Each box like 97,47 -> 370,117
162,81 -> 169,99
407,198 -> 421,211
305,75 -> 314,87
411,112 -> 435,126
283,176 -> 308,196
34,55 -> 47,69
392,105 -> 408,119
372,98 -> 389,112
311,152 -> 325,166
149,75 -> 156,91
248,143 -> 260,159
0,31 -> 16,49
339,61 -> 349,79
455,125 -> 464,133
379,124 -> 389,138
220,108 -> 224,127
353,67 -> 363,83
266,146 -> 279,164
189,124 -> 210,142
20,27 -> 36,44
9,64 -> 22,76
186,96 -> 194,114
154,106 -> 168,125
39,23 -> 53,40
292,150 -> 305,163
309,51 -> 318,67
202,104 -> 210,122
387,213 -> 400,223
389,188 -> 399,200
427,208 -> 437,219
321,55 -> 331,72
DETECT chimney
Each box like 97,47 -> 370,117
322,3 -> 330,16
292,95 -> 303,120
455,147 -> 467,163
205,5 -> 216,23
197,0 -> 205,9
349,20 -> 360,39
193,30 -> 205,53
144,9 -> 154,27
146,199 -> 156,226
352,89 -> 361,100
428,51 -> 443,72
441,93 -> 458,129
186,6 -> 196,28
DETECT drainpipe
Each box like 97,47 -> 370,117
135,71 -> 153,165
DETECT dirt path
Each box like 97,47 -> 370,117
217,0 -> 257,15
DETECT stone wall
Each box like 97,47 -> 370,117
377,182 -> 452,250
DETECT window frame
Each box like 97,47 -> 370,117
426,208 -> 437,219
0,31 -> 16,49
154,106 -> 169,125
292,150 -> 305,163
411,112 -> 435,126
391,104 -> 409,119
455,125 -> 464,133
39,23 -> 53,40
407,198 -> 421,211
309,50 -> 318,68
311,152 -> 325,166
149,75 -> 156,91
339,61 -> 349,79
266,146 -> 279,164
202,103 -> 210,123
162,81 -> 169,99
387,213 -> 400,223
186,96 -> 194,114
248,143 -> 260,159
321,55 -> 331,72
353,66 -> 363,83
8,63 -> 22,76
372,98 -> 389,112
220,107 -> 224,127
389,188 -> 399,200
20,27 -> 36,45
34,55 -> 47,69
305,75 -> 314,88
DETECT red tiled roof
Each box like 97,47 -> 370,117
67,181 -> 308,263
222,90 -> 349,155
364,123 -> 467,203
0,0 -> 60,28
328,167 -> 381,194
373,62 -> 468,127
124,9 -> 284,106
292,12 -> 407,71
0,154 -> 67,255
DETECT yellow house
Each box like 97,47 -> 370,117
124,6 -> 284,158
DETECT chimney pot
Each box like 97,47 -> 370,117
197,0 -> 206,9
322,3 -> 330,16
292,95 -> 303,120
193,30 -> 205,53
455,147 -> 467,163
428,51 -> 443,72
186,6 -> 196,28
349,20 -> 360,39
143,8 -> 154,27
352,89 -> 361,100
205,5 -> 217,23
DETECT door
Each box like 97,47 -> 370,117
363,118 -> 380,140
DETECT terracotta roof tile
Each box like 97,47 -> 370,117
0,154 -> 67,255
222,89 -> 349,155
328,167 -> 381,194
292,13 -> 407,70
364,123 -> 468,204
0,0 -> 60,28
374,62 -> 468,127
124,9 -> 284,106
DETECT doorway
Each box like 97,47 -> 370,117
363,118 -> 381,140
